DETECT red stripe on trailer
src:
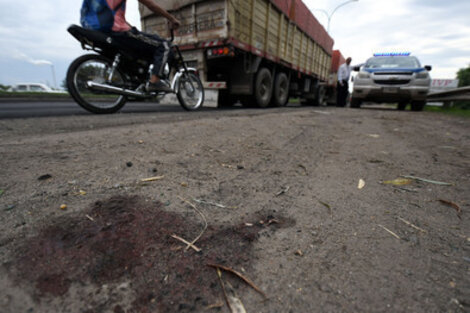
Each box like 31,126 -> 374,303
201,40 -> 222,48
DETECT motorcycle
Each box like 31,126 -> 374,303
66,24 -> 204,114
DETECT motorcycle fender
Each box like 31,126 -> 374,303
171,68 -> 198,93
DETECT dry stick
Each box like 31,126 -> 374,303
141,175 -> 165,182
170,234 -> 201,252
178,196 -> 208,251
193,198 -> 236,209
438,199 -> 462,219
318,200 -> 333,216
215,268 -> 247,313
378,224 -> 401,240
275,186 -> 290,197
204,301 -> 225,310
207,263 -> 267,298
397,217 -> 427,233
401,175 -> 453,186
215,268 -> 232,312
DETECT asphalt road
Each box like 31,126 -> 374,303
0,99 -> 217,119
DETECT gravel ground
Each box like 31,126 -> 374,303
0,106 -> 469,312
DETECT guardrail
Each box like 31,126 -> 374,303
427,86 -> 470,102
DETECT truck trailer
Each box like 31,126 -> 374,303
139,0 -> 334,108
326,49 -> 345,105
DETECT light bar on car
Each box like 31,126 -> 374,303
373,52 -> 411,57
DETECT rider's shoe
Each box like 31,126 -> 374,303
146,81 -> 173,93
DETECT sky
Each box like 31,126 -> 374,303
0,0 -> 469,88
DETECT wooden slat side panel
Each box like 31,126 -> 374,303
140,0 -> 333,78
141,0 -> 228,45
300,32 -> 308,71
252,0 -> 268,51
266,5 -> 280,56
293,27 -> 301,67
287,24 -> 293,64
232,0 -> 251,44
313,43 -> 319,75
279,16 -> 288,61
306,39 -> 312,73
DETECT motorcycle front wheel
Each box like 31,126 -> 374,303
66,54 -> 127,114
176,72 -> 204,111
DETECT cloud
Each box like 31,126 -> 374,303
14,52 -> 53,66
1,0 -> 469,85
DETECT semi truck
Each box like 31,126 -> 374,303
139,0 -> 335,108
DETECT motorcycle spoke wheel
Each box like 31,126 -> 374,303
67,54 -> 127,114
177,72 -> 204,111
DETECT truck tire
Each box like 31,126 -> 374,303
254,67 -> 273,108
314,85 -> 327,106
350,97 -> 362,108
271,72 -> 289,107
411,101 -> 425,111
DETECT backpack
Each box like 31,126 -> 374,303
80,0 -> 125,32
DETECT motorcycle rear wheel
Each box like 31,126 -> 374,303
67,54 -> 127,114
176,72 -> 204,111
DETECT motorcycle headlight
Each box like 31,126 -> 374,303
415,71 -> 429,79
357,72 -> 370,79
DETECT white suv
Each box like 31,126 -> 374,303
9,83 -> 60,93
351,53 -> 432,111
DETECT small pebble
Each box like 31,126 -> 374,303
38,174 -> 52,181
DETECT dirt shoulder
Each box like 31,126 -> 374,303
0,107 -> 469,312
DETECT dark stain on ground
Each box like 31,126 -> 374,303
11,195 -> 293,312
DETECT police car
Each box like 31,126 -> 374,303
351,53 -> 432,111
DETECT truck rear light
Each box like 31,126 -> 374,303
207,46 -> 234,58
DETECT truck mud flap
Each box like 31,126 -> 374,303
204,82 -> 227,89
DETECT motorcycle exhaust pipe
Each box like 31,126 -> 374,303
87,81 -> 147,98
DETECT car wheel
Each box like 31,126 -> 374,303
411,101 -> 425,111
350,97 -> 362,108
397,102 -> 407,110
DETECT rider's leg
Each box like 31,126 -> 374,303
126,30 -> 171,80
113,28 -> 172,92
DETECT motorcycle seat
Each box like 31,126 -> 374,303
68,24 -> 156,60
68,24 -> 119,51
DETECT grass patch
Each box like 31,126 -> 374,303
425,105 -> 470,118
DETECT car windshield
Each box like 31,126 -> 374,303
365,56 -> 420,69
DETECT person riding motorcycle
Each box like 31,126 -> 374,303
80,0 -> 181,93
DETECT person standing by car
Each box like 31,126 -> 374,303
80,0 -> 181,92
337,57 -> 352,107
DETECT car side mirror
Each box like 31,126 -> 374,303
353,66 -> 361,71
424,65 -> 432,71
